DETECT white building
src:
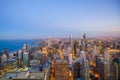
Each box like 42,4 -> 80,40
1,53 -> 7,64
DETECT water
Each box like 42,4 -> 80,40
0,39 -> 40,53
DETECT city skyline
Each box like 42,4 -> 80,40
0,0 -> 120,39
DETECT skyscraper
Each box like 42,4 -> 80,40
98,60 -> 109,80
17,57 -> 21,68
79,51 -> 86,64
1,53 -> 7,64
73,62 -> 82,80
83,33 -> 86,40
69,34 -> 72,46
55,59 -> 70,80
73,40 -> 78,55
104,49 -> 110,61
23,52 -> 29,67
82,59 -> 89,80
69,53 -> 72,64
110,57 -> 120,80
81,59 -> 89,80
4,48 -> 9,59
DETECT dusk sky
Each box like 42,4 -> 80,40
0,0 -> 120,39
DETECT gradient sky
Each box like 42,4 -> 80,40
0,0 -> 120,39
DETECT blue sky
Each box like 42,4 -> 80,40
0,0 -> 120,39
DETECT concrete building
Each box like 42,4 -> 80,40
69,54 -> 72,64
1,53 -> 7,64
110,57 -> 120,80
73,62 -> 82,80
69,34 -> 72,46
81,59 -> 89,80
23,52 -> 29,67
98,60 -> 109,80
79,51 -> 86,64
55,59 -> 70,80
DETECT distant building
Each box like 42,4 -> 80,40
73,40 -> 78,55
83,33 -> 86,40
69,34 -> 72,46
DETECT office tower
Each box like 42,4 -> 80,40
18,50 -> 22,59
4,48 -> 9,58
104,49 -> 110,61
55,59 -> 70,80
69,34 -> 72,46
73,40 -> 78,55
79,51 -> 86,64
83,33 -> 86,40
110,57 -> 120,80
73,62 -> 82,80
34,53 -> 39,60
1,53 -> 7,64
104,49 -> 111,77
39,64 -> 43,71
23,52 -> 29,67
91,46 -> 97,62
17,57 -> 21,68
81,59 -> 89,80
69,53 -> 72,64
38,53 -> 48,64
98,60 -> 109,80
63,49 -> 69,62
67,47 -> 72,54
76,49 -> 80,57
82,33 -> 87,51
48,36 -> 51,46
22,44 -> 28,52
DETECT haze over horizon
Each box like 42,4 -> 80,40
0,0 -> 120,39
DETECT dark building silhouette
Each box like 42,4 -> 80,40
73,62 -> 82,80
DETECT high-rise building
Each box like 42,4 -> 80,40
1,53 -> 7,64
69,34 -> 72,46
104,49 -> 110,61
81,59 -> 89,80
17,57 -> 21,68
73,62 -> 82,80
55,59 -> 70,80
23,52 -> 29,67
4,48 -> 9,58
48,36 -> 51,47
82,33 -> 87,51
110,57 -> 120,80
69,54 -> 72,64
73,40 -> 78,55
98,60 -> 109,80
91,46 -> 97,62
83,33 -> 86,40
18,50 -> 22,59
79,51 -> 86,64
